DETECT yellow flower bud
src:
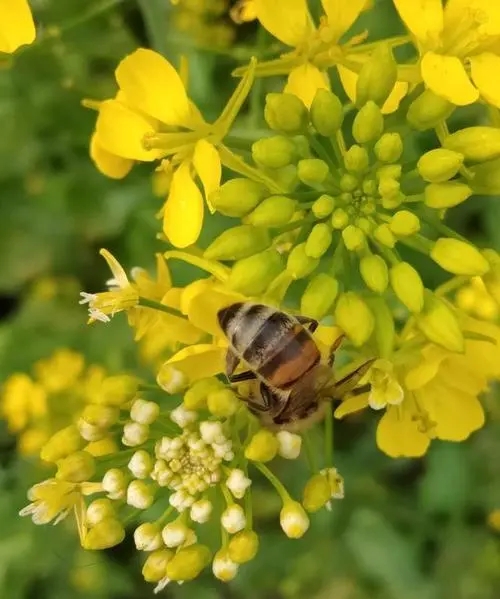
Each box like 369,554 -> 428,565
389,210 -> 420,236
331,208 -> 350,229
407,89 -> 455,131
204,225 -> 271,260
81,404 -> 119,429
252,135 -> 297,169
134,522 -> 162,551
209,178 -> 268,217
335,292 -> 374,347
207,388 -> 239,418
300,273 -> 339,320
365,296 -> 395,358
86,437 -> 118,457
344,145 -> 369,173
352,101 -> 384,144
183,377 -> 224,411
305,223 -> 333,258
244,429 -> 279,462
356,43 -> 397,108
228,530 -> 259,564
417,149 -> 464,183
390,262 -> 424,313
431,238 -> 490,276
312,194 -> 335,218
378,176 -> 400,199
297,158 -> 329,186
417,292 -> 464,352
310,89 -> 343,136
373,223 -> 395,248
40,425 -> 83,463
342,225 -> 365,251
246,195 -> 296,227
286,243 -> 320,279
374,132 -> 403,163
359,254 -> 389,293
212,549 -> 239,582
228,249 -> 283,294
280,501 -> 310,538
56,451 -> 95,483
264,93 -> 308,134
340,173 -> 359,192
424,181 -> 472,209
302,474 -> 331,513
142,549 -> 174,582
156,364 -> 188,394
165,544 -> 211,581
86,498 -> 116,527
443,126 -> 500,162
83,518 -> 125,550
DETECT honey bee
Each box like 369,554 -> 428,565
217,302 -> 374,430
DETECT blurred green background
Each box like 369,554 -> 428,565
2,1 -> 500,598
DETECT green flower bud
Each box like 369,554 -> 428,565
362,178 -> 378,196
204,225 -> 271,260
312,194 -> 335,218
287,243 -> 320,279
424,181 -> 472,209
246,195 -> 296,227
342,225 -> 365,251
352,101 -> 384,144
310,89 -> 343,136
228,530 -> 259,564
431,237 -> 490,276
417,149 -> 464,183
365,296 -> 395,358
305,223 -> 333,258
373,223 -> 395,247
228,249 -> 283,294
302,473 -> 331,513
41,425 -> 83,463
165,544 -> 212,581
443,127 -> 500,162
389,210 -> 420,236
265,93 -> 308,134
56,451 -> 95,483
417,292 -> 464,352
207,388 -> 239,418
390,262 -> 424,313
209,178 -> 268,217
359,254 -> 389,293
245,429 -> 279,462
300,273 -> 339,320
331,208 -> 350,229
83,518 -> 125,550
355,217 -> 372,234
344,145 -> 369,173
374,132 -> 403,163
356,43 -> 397,108
407,89 -> 455,131
142,549 -> 174,583
469,157 -> 500,194
297,158 -> 329,186
252,136 -> 297,169
339,173 -> 359,192
335,292 -> 374,346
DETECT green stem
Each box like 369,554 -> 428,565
243,463 -> 253,529
138,297 -> 181,317
155,505 -> 175,527
253,462 -> 290,503
308,133 -> 337,172
435,275 -> 469,296
302,431 -> 317,473
137,0 -> 169,56
218,145 -> 285,193
324,406 -> 334,469
163,250 -> 230,281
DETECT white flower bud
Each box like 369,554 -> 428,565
225,469 -> 252,499
161,521 -> 189,548
156,364 -> 188,394
170,404 -> 198,428
130,399 -> 160,425
128,450 -> 153,479
86,498 -> 115,526
126,480 -> 154,509
122,421 -> 149,447
77,419 -> 106,442
134,522 -> 163,551
190,499 -> 213,524
199,421 -> 224,445
280,501 -> 310,538
102,468 -> 127,500
169,490 -> 195,512
277,431 -> 302,459
151,459 -> 173,486
213,549 -> 239,581
221,504 -> 246,534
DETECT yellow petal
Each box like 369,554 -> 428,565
443,0 -> 500,38
0,0 -> 36,53
99,249 -> 130,288
421,51 -> 479,105
392,0 -> 443,50
321,0 -> 367,41
284,63 -> 330,109
193,139 -> 221,213
116,48 -> 195,127
95,100 -> 161,161
334,392 -> 369,418
253,0 -> 314,47
470,53 -> 500,108
167,344 -> 226,381
337,64 -> 408,114
90,133 -> 134,179
163,162 -> 204,248
148,312 -> 203,345
376,405 -> 430,457
404,345 -> 447,390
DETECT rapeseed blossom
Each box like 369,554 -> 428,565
0,0 -> 36,54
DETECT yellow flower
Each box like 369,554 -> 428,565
34,349 -> 85,393
2,374 -> 47,434
456,276 -> 499,321
90,49 -> 256,247
0,0 -> 36,54
394,0 -> 500,106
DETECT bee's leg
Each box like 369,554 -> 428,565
225,349 -> 240,378
327,333 -> 346,367
295,315 -> 319,333
332,358 -> 375,398
229,370 -> 257,383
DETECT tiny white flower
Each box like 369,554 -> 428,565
161,521 -> 188,548
130,399 -> 160,425
280,501 -> 309,539
86,498 -> 114,527
199,421 -> 224,445
225,469 -> 252,499
277,431 -> 302,459
190,499 -> 213,523
213,551 -> 239,581
221,504 -> 246,534
102,468 -> 127,500
134,522 -> 162,551
128,450 -> 153,479
127,480 -> 154,510
122,421 -> 149,447
170,404 -> 198,428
